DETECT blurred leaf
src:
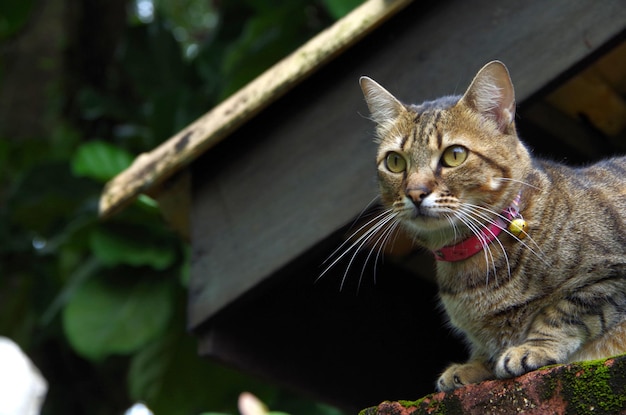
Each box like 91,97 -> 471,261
76,88 -> 132,121
77,88 -> 108,120
120,19 -> 186,95
129,307 -> 277,415
147,86 -> 192,138
218,1 -> 323,99
0,0 -> 34,40
9,162 -> 98,235
320,0 -> 364,19
153,0 -> 218,59
49,122 -> 83,161
0,268 -> 36,345
63,274 -> 173,360
89,225 -> 177,270
71,140 -> 134,182
137,194 -> 159,209
40,256 -> 101,326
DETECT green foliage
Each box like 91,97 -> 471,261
321,0 -> 365,19
217,0 -> 326,99
89,225 -> 177,270
128,322 -> 275,414
0,0 -> 34,40
0,0 -> 364,414
71,140 -> 134,182
63,273 -> 174,360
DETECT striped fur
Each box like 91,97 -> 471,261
360,61 -> 626,391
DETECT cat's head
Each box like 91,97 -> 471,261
360,61 -> 531,249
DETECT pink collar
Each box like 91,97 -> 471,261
432,193 -> 521,262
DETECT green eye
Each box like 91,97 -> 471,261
385,151 -> 407,173
441,145 -> 468,167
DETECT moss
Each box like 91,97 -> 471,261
558,357 -> 626,414
539,371 -> 561,401
397,396 -> 442,414
360,355 -> 626,415
396,394 -> 463,415
397,399 -> 426,409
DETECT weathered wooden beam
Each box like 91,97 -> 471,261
98,0 -> 413,218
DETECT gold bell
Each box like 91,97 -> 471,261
508,218 -> 528,239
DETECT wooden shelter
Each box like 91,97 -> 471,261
100,0 -> 626,412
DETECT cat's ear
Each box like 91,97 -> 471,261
461,61 -> 515,131
360,76 -> 405,125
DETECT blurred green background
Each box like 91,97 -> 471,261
0,0 -> 362,413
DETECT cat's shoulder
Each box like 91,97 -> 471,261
530,155 -> 625,193
590,155 -> 626,172
535,155 -> 626,173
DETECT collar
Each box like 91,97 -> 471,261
432,193 -> 522,262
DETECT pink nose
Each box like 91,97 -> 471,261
406,186 -> 431,207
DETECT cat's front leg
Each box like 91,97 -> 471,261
495,302 -> 586,378
495,343 -> 561,378
437,359 -> 493,392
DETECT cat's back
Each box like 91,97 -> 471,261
573,156 -> 626,192
535,155 -> 626,211
526,155 -> 626,278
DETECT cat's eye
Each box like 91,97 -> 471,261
441,145 -> 468,167
385,151 -> 407,173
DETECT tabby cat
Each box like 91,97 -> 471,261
359,61 -> 626,391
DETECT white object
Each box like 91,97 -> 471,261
124,402 -> 154,415
238,392 -> 268,415
0,337 -> 47,415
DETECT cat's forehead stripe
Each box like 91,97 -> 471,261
422,110 -> 443,151
424,110 -> 441,148
404,109 -> 442,152
401,126 -> 417,153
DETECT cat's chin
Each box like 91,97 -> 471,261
402,216 -> 455,236
399,215 -> 468,250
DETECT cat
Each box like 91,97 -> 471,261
358,60 -> 626,391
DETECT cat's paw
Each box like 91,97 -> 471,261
495,345 -> 558,378
436,361 -> 493,392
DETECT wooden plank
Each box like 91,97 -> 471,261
519,101 -> 608,160
98,0 -> 413,218
546,43 -> 626,139
546,70 -> 626,137
189,0 -> 626,329
595,41 -> 626,93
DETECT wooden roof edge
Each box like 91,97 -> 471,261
98,0 -> 413,218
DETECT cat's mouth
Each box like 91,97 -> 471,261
414,205 -> 441,218
402,207 -> 450,230
404,195 -> 448,220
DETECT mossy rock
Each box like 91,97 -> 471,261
360,354 -> 626,415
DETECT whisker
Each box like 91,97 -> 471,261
340,212 -> 399,290
321,208 -> 395,268
455,209 -> 498,281
457,205 -> 512,281
356,218 -> 396,289
494,177 -> 541,191
444,207 -> 496,281
463,202 -> 548,265
345,196 -> 383,233
358,217 -> 400,290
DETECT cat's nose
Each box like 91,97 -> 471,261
406,186 -> 431,207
